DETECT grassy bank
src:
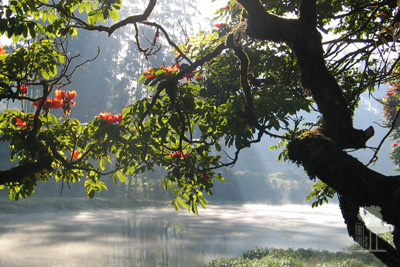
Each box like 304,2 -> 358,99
0,197 -> 171,214
202,247 -> 386,267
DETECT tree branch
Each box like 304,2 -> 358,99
70,0 -> 157,36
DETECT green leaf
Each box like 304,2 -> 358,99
116,171 -> 127,183
215,175 -> 225,183
85,1 -> 92,13
88,12 -> 99,25
191,201 -> 198,215
99,158 -> 105,170
177,196 -> 186,208
138,74 -> 146,83
87,189 -> 95,198
110,9 -> 119,21
12,34 -> 20,43
215,143 -> 221,152
78,2 -> 85,13
42,70 -> 50,80
162,178 -> 168,190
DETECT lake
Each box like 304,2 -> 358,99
0,204 -> 354,267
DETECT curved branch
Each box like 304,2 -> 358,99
367,107 -> 400,166
69,0 -> 157,36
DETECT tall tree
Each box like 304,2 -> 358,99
1,0 -> 400,265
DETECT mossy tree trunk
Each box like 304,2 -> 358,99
237,0 -> 400,265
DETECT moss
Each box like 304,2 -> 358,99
287,129 -> 340,180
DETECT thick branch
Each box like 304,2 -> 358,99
288,131 -> 400,226
0,137 -> 53,186
238,0 -> 370,148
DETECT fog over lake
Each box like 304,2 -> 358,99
0,204 -> 353,267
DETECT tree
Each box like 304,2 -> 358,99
1,0 -> 400,265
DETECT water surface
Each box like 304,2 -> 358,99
0,204 -> 353,267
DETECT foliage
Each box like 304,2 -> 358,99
307,180 -> 336,208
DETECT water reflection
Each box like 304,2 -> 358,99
0,204 -> 353,267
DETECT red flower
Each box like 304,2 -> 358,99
184,70 -> 204,81
223,5 -> 230,10
162,64 -> 180,72
214,23 -> 228,29
144,67 -> 153,74
114,114 -> 123,124
168,151 -> 189,160
55,90 -> 65,100
65,91 -> 77,101
19,85 -> 28,95
55,90 -> 76,102
377,12 -> 386,18
0,45 -> 5,55
392,143 -> 399,147
33,98 -> 63,110
97,112 -> 122,124
386,91 -> 395,97
48,98 -> 63,109
15,118 -> 28,129
33,99 -> 42,108
145,74 -> 155,79
69,151 -> 80,160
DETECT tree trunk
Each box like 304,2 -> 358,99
237,0 -> 400,265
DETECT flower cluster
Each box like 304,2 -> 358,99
168,151 -> 189,160
33,97 -> 63,109
144,64 -> 181,80
383,83 -> 400,119
97,112 -> 122,124
69,151 -> 80,160
162,64 -> 180,73
143,64 -> 203,82
12,115 -> 36,130
183,70 -> 203,82
55,90 -> 77,114
19,85 -> 28,95
33,89 -> 77,115
15,118 -> 28,129
214,23 -> 228,29
384,83 -> 400,150
377,12 -> 387,18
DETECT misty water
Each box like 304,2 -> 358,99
0,204 -> 353,267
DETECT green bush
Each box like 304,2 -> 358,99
203,256 -> 303,267
315,258 -> 377,267
202,247 -> 386,267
